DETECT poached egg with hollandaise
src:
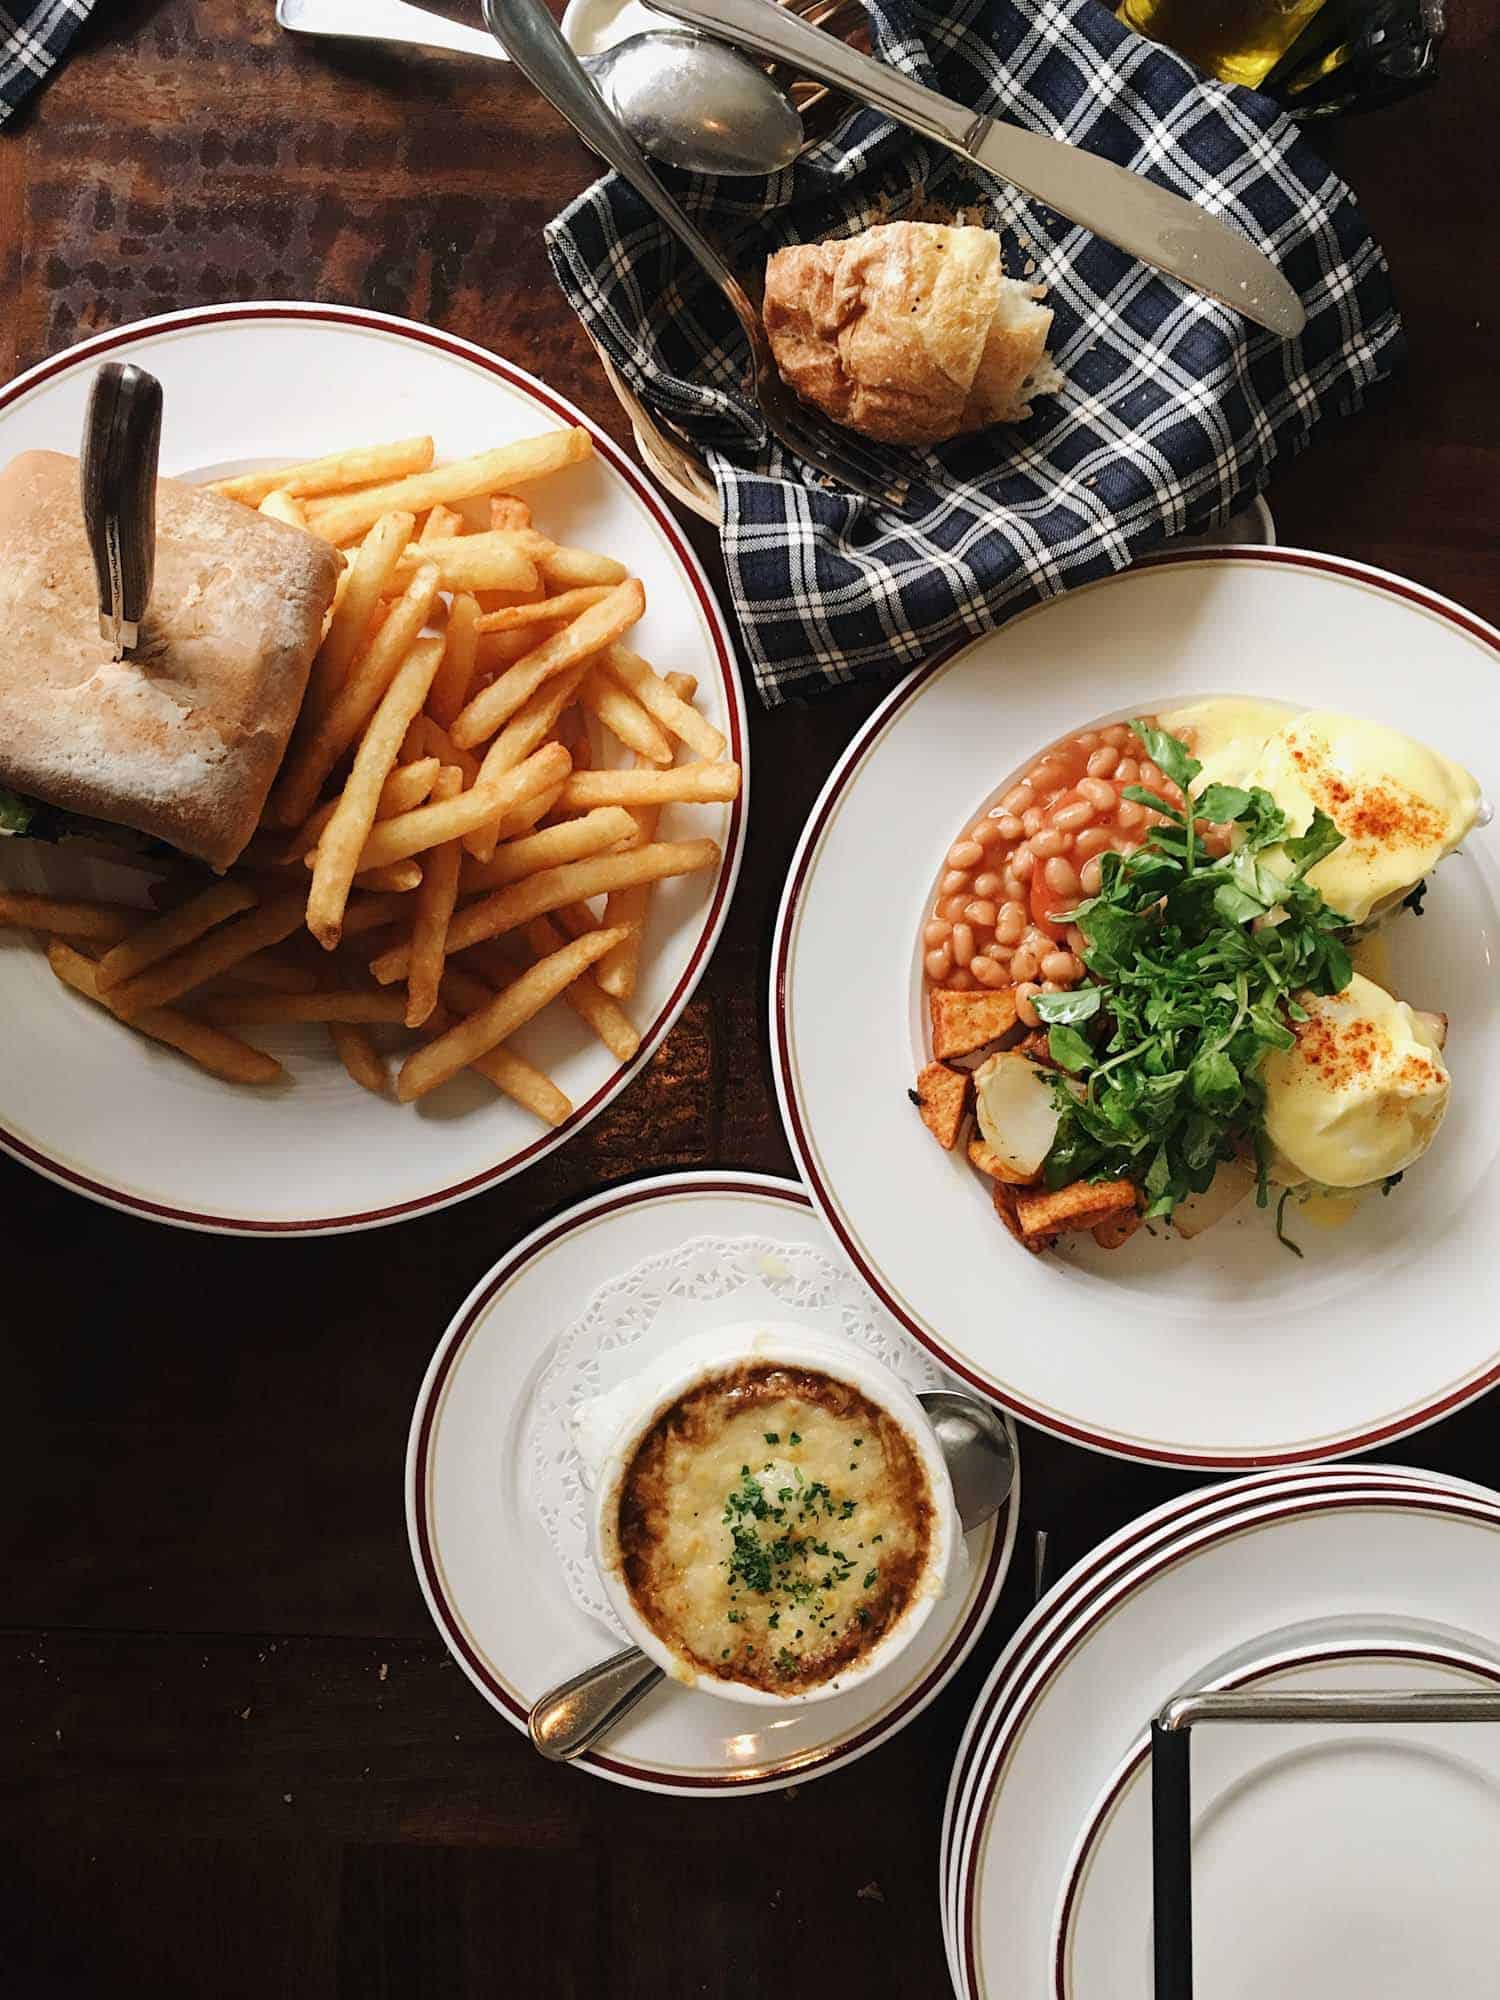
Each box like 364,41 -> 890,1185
1261,972 -> 1450,1189
1157,700 -> 1483,926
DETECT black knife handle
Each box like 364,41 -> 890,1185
80,362 -> 163,649
1151,1720 -> 1193,2000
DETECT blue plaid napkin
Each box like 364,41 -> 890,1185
547,0 -> 1403,705
1,0 -> 95,124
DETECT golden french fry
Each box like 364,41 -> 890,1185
490,780 -> 566,843
460,807 -> 638,893
603,645 -> 725,761
489,494 -> 532,532
514,532 -> 628,589
404,767 -> 464,1028
48,940 -> 282,1085
195,990 -> 412,1026
520,915 -> 640,1061
305,430 -> 592,546
371,838 -> 717,982
95,880 -> 259,992
210,437 -> 434,507
427,593 -> 482,730
596,666 -> 701,999
396,924 -> 630,1102
433,971 -> 572,1123
450,579 -> 646,750
390,532 -> 539,597
419,503 -> 465,543
328,1022 -> 388,1095
221,952 -> 322,995
340,742 -> 570,876
462,706 -> 569,865
268,568 -> 441,829
475,585 -> 614,634
411,714 -> 482,788
0,892 -> 140,945
299,511 -> 414,731
341,892 -> 414,939
278,755 -> 441,864
108,894 -> 308,1018
306,629 -> 447,949
258,488 -> 308,529
557,762 -> 741,811
355,861 -> 424,892
578,667 -> 674,765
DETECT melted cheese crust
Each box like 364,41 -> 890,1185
613,1366 -> 933,1696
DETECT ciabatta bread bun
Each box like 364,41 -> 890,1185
0,450 -> 340,871
763,222 -> 1057,448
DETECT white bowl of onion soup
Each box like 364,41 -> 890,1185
574,1326 -> 961,1706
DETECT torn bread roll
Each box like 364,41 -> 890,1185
763,221 -> 1059,447
0,450 -> 341,870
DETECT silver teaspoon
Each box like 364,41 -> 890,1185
277,0 -> 803,178
528,1389 -> 1016,1762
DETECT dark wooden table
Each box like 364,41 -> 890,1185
4,5 -> 1497,1994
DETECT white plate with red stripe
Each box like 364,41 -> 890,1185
405,1170 -> 1019,1797
938,1465 -> 1500,2000
0,305 -> 747,1233
771,553 -> 1500,1466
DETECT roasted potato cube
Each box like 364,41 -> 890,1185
930,985 -> 1021,1062
991,1178 -> 1048,1253
913,1060 -> 970,1150
1092,1206 -> 1144,1250
1014,1177 -> 1139,1240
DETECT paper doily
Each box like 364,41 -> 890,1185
526,1232 -> 947,1640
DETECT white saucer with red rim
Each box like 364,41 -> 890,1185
405,1168 -> 1019,1796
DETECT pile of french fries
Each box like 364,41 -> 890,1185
1,429 -> 740,1121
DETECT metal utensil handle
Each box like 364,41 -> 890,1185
276,0 -> 505,61
80,362 -> 163,656
528,1646 -> 665,1761
653,0 -> 1306,339
480,0 -> 760,351
650,0 -> 969,149
1151,1687 -> 1500,2000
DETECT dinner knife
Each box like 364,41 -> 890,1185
276,0 -> 509,63
652,0 -> 1306,339
80,362 -> 163,662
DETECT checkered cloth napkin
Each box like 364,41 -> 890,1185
1,0 -> 95,124
547,0 -> 1403,705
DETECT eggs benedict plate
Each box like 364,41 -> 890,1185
914,698 -> 1485,1255
773,551 -> 1500,1465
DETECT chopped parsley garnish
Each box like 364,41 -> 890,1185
764,1432 -> 780,1444
863,1568 -> 879,1589
788,1432 -> 802,1446
1036,721 -> 1353,1225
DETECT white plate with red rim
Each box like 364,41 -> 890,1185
771,551 -> 1500,1467
0,304 -> 747,1234
404,1168 -> 1019,1797
937,1467 -> 1500,2000
936,1462 -> 1495,1969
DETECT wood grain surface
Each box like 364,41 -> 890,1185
3,4 -> 1498,1995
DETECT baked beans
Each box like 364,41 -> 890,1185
923,718 -> 1184,995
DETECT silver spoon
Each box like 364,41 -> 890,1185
528,1388 -> 1016,1762
277,0 -> 803,178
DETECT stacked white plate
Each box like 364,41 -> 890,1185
941,1462 -> 1500,2000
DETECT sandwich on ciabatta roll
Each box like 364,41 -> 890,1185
0,448 -> 340,871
